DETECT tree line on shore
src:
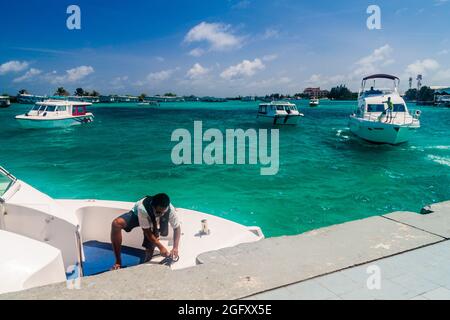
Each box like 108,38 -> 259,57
2,85 -> 438,103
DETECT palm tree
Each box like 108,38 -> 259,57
55,87 -> 69,96
139,93 -> 147,101
18,89 -> 29,95
91,90 -> 100,97
75,88 -> 85,96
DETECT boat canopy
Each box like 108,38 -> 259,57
36,100 -> 92,107
363,74 -> 399,81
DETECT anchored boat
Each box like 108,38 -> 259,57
15,100 -> 94,129
0,96 -> 11,108
309,98 -> 319,107
349,74 -> 421,145
257,101 -> 304,125
0,167 -> 264,294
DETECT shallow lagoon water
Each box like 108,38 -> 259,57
1,100 -> 449,237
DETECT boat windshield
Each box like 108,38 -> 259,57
46,106 -> 56,112
393,104 -> 406,112
0,168 -> 16,198
367,104 -> 385,112
31,105 -> 40,111
276,106 -> 285,111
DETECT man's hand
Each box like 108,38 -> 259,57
170,247 -> 179,260
159,246 -> 170,258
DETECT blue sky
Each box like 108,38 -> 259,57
0,0 -> 449,96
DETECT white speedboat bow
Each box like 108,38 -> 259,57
349,74 -> 421,145
0,167 -> 264,294
15,100 -> 94,129
257,101 -> 304,125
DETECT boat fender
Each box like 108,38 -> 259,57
415,110 -> 422,118
43,112 -> 47,117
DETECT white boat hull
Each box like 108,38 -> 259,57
349,116 -> 418,145
0,171 -> 264,294
257,115 -> 301,126
15,114 -> 94,129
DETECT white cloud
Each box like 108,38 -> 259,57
405,59 -> 440,76
432,68 -> 450,82
13,68 -> 42,83
434,0 -> 449,6
0,60 -> 29,75
250,76 -> 291,87
52,65 -> 94,83
220,58 -> 265,79
111,76 -> 129,88
155,56 -> 165,62
189,48 -> 205,57
263,28 -> 279,40
232,0 -> 251,9
146,69 -> 175,82
306,74 -> 346,86
184,22 -> 243,52
186,63 -> 209,80
352,44 -> 394,77
262,54 -> 278,62
437,49 -> 449,55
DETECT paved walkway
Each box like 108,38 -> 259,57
246,240 -> 450,300
2,201 -> 449,300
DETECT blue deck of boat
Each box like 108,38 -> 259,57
66,241 -> 145,279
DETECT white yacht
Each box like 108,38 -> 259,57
0,167 -> 264,295
0,96 -> 11,108
349,74 -> 421,145
309,98 -> 319,107
15,100 -> 94,129
257,101 -> 304,125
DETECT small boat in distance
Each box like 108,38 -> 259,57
257,101 -> 304,125
15,100 -> 94,129
138,101 -> 159,106
0,96 -> 11,108
309,98 -> 319,107
349,74 -> 421,145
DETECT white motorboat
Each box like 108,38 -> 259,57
138,101 -> 159,106
0,167 -> 264,294
15,100 -> 94,129
0,96 -> 11,108
257,101 -> 304,125
436,95 -> 450,107
309,98 -> 319,107
349,74 -> 421,145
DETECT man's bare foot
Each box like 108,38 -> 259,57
111,263 -> 121,270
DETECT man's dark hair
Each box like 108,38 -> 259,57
152,193 -> 170,208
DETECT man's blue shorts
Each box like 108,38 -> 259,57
119,211 -> 154,250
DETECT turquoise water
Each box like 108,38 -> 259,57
1,101 -> 449,237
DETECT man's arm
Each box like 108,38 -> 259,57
142,228 -> 170,257
171,226 -> 181,259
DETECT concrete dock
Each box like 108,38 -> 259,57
2,200 -> 449,300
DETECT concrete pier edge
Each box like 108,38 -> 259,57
1,200 -> 449,300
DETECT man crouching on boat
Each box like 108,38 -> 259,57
110,193 -> 181,270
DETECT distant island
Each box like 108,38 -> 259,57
3,84 -> 448,107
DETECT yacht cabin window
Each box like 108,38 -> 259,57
46,106 -> 56,112
367,104 -> 385,112
258,105 -> 267,114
